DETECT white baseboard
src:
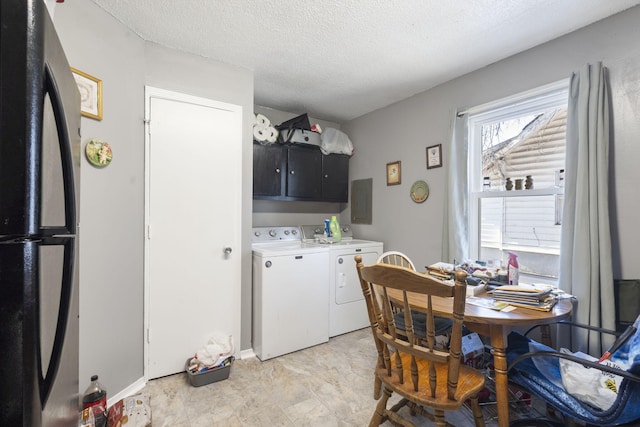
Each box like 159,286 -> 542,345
107,377 -> 146,408
240,348 -> 256,359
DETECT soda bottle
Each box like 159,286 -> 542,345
82,375 -> 107,427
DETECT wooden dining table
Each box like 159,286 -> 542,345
387,288 -> 572,427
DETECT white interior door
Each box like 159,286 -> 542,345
144,87 -> 242,379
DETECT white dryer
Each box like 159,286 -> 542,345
301,225 -> 383,337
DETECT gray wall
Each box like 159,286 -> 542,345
53,1 -> 146,398
342,6 -> 640,279
53,2 -> 253,397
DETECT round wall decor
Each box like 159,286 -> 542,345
410,180 -> 429,203
85,138 -> 112,167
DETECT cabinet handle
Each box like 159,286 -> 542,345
290,170 -> 295,175
275,168 -> 280,173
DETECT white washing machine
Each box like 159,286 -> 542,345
252,226 -> 329,361
301,225 -> 383,337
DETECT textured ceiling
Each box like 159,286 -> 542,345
89,0 -> 640,123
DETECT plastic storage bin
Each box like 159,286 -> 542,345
185,357 -> 233,387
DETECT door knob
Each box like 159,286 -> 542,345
224,247 -> 232,254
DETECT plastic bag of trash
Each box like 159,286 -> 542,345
559,349 -> 624,410
320,128 -> 354,155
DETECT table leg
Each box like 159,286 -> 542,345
540,324 -> 552,347
490,325 -> 510,427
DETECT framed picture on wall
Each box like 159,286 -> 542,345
386,161 -> 401,186
426,144 -> 442,169
71,67 -> 103,120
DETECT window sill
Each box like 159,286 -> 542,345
473,187 -> 564,198
520,272 -> 558,287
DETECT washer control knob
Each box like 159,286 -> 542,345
254,231 -> 261,237
265,261 -> 272,268
269,229 -> 277,237
338,258 -> 344,264
284,230 -> 290,235
291,229 -> 298,235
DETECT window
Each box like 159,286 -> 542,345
467,81 -> 569,284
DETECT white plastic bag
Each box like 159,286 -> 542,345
193,333 -> 233,368
558,348 -> 623,410
320,127 -> 354,155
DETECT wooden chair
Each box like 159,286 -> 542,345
377,251 -> 454,345
355,255 -> 485,427
377,251 -> 417,270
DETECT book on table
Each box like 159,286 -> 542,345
491,285 -> 557,311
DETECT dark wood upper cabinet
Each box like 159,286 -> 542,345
252,143 -> 285,197
321,153 -> 349,202
253,143 -> 349,202
286,145 -> 322,199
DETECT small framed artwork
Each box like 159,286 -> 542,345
426,144 -> 442,169
386,161 -> 401,186
71,67 -> 103,121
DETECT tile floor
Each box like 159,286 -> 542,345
141,328 -> 546,426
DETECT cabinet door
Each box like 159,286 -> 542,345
287,145 -> 322,199
253,143 -> 285,197
322,154 -> 349,202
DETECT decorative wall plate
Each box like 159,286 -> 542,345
85,138 -> 112,167
410,180 -> 429,203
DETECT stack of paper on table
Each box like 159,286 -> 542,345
426,262 -> 454,280
491,285 -> 557,311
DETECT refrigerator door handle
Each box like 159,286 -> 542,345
38,236 -> 75,406
35,62 -> 77,408
41,64 -> 77,238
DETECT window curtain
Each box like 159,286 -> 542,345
559,62 -> 615,355
441,111 -> 469,263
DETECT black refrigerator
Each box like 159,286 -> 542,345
0,1 -> 81,426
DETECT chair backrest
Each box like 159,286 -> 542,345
355,255 -> 468,400
377,251 -> 416,271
